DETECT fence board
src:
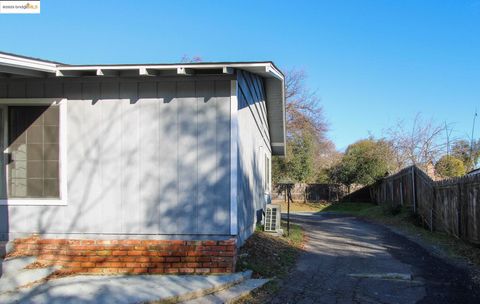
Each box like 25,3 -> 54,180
272,183 -> 346,202
353,165 -> 480,244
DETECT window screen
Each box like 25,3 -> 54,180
8,105 -> 60,198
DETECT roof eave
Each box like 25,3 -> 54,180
54,62 -> 284,79
0,53 -> 287,155
0,52 -> 58,77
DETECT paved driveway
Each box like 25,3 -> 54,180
271,212 -> 479,304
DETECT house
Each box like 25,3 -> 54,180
0,52 -> 286,274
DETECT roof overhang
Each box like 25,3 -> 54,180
54,62 -> 284,79
0,52 -> 286,156
0,52 -> 58,78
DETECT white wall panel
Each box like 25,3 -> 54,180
0,77 -> 232,239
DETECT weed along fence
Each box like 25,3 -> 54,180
363,165 -> 480,244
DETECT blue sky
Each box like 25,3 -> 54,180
1,0 -> 479,150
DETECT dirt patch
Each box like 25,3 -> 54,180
235,223 -> 304,303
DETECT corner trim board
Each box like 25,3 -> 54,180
230,80 -> 238,235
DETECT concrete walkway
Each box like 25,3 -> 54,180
272,212 -> 480,304
0,271 -> 252,304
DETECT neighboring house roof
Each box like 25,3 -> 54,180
0,51 -> 286,155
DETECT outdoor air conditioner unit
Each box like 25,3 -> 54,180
264,204 -> 281,232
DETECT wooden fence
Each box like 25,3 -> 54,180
361,165 -> 480,244
272,183 -> 346,202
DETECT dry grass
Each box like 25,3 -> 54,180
234,221 -> 304,303
276,200 -> 331,213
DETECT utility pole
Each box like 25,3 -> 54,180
445,121 -> 450,156
471,109 -> 478,169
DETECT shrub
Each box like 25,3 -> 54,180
435,155 -> 466,178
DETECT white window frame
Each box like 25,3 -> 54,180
0,98 -> 68,206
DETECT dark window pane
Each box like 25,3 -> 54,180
44,161 -> 59,178
44,144 -> 59,161
8,105 -> 60,199
27,161 -> 43,178
27,126 -> 43,143
26,144 -> 43,161
44,179 -> 59,197
44,126 -> 59,143
44,106 -> 59,126
27,179 -> 43,197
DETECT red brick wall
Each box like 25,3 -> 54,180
8,236 -> 237,274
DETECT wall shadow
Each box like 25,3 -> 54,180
236,70 -> 271,244
0,75 -> 240,299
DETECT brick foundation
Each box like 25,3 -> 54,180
8,236 -> 237,275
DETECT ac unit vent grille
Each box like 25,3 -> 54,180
264,204 -> 281,232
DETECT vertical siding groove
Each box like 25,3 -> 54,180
196,81 -> 199,234
156,81 -> 161,233
174,81 -> 179,234
237,72 -> 271,152
214,81 -> 219,231
1,77 -> 232,238
250,76 -> 269,132
138,83 -> 143,233
120,98 -> 125,234
245,73 -> 268,134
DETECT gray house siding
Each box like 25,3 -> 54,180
236,71 -> 271,245
0,76 -> 232,240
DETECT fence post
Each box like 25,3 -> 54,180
456,209 -> 460,238
390,181 -> 394,203
431,185 -> 436,232
400,181 -> 403,206
430,209 -> 433,232
457,183 -> 462,238
286,184 -> 291,237
411,166 -> 417,213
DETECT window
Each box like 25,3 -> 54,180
0,99 -> 67,205
8,106 -> 60,198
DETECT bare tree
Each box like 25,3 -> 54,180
313,139 -> 342,182
284,69 -> 328,142
180,55 -> 203,63
273,68 -> 337,184
385,114 -> 446,171
316,140 -> 341,167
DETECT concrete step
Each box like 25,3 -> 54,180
1,256 -> 61,294
0,271 -> 255,304
2,256 -> 36,276
181,278 -> 270,304
0,265 -> 60,294
167,270 -> 253,303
